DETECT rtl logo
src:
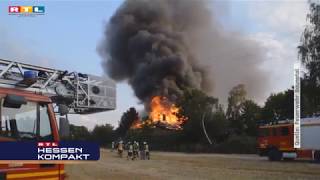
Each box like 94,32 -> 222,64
8,6 -> 45,14
38,142 -> 59,147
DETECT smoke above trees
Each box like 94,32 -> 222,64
98,0 -> 270,106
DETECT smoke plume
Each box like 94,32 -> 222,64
98,0 -> 270,106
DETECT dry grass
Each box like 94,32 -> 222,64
66,149 -> 320,180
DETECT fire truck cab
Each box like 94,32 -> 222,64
0,59 -> 116,179
0,88 -> 65,179
258,118 -> 320,162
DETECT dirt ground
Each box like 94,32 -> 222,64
66,149 -> 320,180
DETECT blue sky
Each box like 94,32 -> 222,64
1,0 -> 124,73
0,0 -> 309,129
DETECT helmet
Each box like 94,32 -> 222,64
143,142 -> 147,145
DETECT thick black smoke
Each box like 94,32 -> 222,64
99,0 -> 271,106
98,0 -> 212,104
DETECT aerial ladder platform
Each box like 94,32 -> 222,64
0,58 -> 116,114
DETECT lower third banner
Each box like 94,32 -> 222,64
0,141 -> 99,161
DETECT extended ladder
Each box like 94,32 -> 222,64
0,59 -> 116,114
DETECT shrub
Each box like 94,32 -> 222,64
214,135 -> 257,154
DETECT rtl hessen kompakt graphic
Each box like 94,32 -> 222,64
0,141 -> 99,162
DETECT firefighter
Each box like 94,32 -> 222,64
133,141 -> 139,159
143,142 -> 150,160
136,141 -> 140,158
117,141 -> 124,158
140,142 -> 146,160
127,142 -> 134,160
111,141 -> 115,152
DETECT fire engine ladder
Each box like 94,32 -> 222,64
0,58 -> 116,114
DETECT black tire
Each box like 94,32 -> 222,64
258,149 -> 267,156
268,148 -> 282,161
283,157 -> 294,161
314,151 -> 320,163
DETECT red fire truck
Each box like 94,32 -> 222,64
0,59 -> 116,179
258,117 -> 320,161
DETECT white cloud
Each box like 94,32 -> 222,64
0,27 -> 52,66
248,1 -> 308,35
249,32 -> 296,93
245,1 -> 309,100
69,112 -> 118,131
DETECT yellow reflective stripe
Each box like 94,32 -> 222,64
280,148 -> 294,151
38,178 -> 59,180
7,170 -> 64,179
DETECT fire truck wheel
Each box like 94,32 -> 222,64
314,151 -> 320,162
268,148 -> 282,161
283,157 -> 294,161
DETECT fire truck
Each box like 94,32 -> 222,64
0,59 -> 116,179
258,117 -> 320,161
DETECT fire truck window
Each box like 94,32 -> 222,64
281,127 -> 289,136
1,101 -> 37,140
0,100 -> 53,141
39,105 -> 52,140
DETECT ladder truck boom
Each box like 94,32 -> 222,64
0,59 -> 116,179
0,58 -> 116,114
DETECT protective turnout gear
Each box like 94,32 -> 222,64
145,143 -> 150,160
133,142 -> 139,159
127,143 -> 134,160
111,141 -> 115,152
117,141 -> 124,158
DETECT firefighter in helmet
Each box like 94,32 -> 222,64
111,141 -> 115,152
133,141 -> 139,159
143,141 -> 150,160
127,142 -> 134,160
117,140 -> 124,158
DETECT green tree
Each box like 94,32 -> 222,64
301,79 -> 320,116
240,100 -> 261,136
178,89 -> 218,143
205,105 -> 229,143
226,84 -> 247,134
299,2 -> 320,84
261,89 -> 293,122
298,2 -> 320,115
91,123 -> 115,146
69,124 -> 91,141
116,107 -> 139,137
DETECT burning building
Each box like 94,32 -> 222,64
148,96 -> 187,129
98,0 -> 271,129
132,96 -> 187,130
98,0 -> 211,129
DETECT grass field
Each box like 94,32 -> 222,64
66,149 -> 320,180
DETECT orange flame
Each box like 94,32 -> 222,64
131,119 -> 143,129
130,96 -> 187,130
148,96 -> 187,130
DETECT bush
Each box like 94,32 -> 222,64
214,135 -> 257,154
91,124 -> 115,147
123,128 -> 257,154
